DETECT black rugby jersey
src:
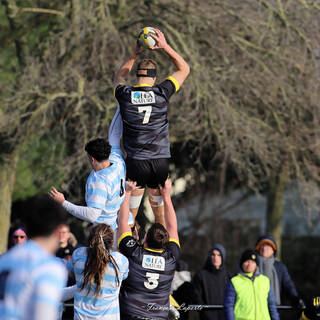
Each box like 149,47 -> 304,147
118,232 -> 180,319
115,78 -> 178,160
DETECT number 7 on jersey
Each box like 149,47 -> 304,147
138,106 -> 152,124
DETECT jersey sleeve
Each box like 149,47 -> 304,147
114,83 -> 128,100
109,146 -> 124,163
167,239 -> 181,261
157,77 -> 179,100
118,232 -> 138,257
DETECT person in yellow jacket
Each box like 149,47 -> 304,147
224,249 -> 280,320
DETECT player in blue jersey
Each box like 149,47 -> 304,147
114,28 -> 190,227
0,195 -> 68,320
49,107 -> 133,230
117,180 -> 180,320
65,224 -> 128,320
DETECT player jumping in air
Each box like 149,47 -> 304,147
114,28 -> 190,226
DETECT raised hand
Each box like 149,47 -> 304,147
134,41 -> 145,56
149,29 -> 168,50
158,180 -> 172,199
49,187 -> 65,204
125,180 -> 140,193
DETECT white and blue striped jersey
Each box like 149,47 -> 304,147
85,146 -> 128,230
70,247 -> 129,320
0,240 -> 67,320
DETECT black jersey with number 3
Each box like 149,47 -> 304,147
118,233 -> 180,319
115,79 -> 177,160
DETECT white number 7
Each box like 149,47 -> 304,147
138,106 -> 152,124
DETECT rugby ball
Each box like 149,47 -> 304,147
138,27 -> 157,49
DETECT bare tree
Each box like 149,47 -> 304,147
1,0 -> 319,255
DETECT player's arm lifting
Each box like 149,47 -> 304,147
108,105 -> 123,149
113,43 -> 145,89
49,187 -> 101,223
151,29 -> 190,89
117,181 -> 139,247
159,180 -> 179,243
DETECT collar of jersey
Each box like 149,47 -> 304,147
145,247 -> 164,253
134,84 -> 152,87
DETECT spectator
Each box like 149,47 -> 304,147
67,224 -> 128,319
171,260 -> 196,320
12,227 -> 28,246
192,244 -> 230,320
56,224 -> 77,319
300,296 -> 320,320
224,249 -> 279,320
56,224 -> 76,261
0,195 -> 68,320
117,180 -> 180,320
255,235 -> 303,306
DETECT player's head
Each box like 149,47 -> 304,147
145,223 -> 169,249
82,224 -> 120,296
85,138 -> 111,163
22,195 -> 67,240
137,59 -> 157,80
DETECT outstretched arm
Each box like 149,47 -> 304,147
151,29 -> 190,88
159,180 -> 179,242
117,181 -> 139,241
49,187 -> 101,223
114,43 -> 145,88
108,105 -> 123,147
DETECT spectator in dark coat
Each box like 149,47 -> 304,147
192,244 -> 230,320
255,235 -> 303,307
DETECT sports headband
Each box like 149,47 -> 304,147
136,68 -> 157,78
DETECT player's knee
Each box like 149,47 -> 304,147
149,195 -> 164,207
130,195 -> 143,210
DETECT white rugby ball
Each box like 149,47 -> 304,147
137,27 -> 157,49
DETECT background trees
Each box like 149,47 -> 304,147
0,0 -> 319,272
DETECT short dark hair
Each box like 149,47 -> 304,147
145,223 -> 169,249
85,138 -> 111,162
22,195 -> 67,238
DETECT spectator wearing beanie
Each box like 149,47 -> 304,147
256,235 -> 303,307
224,249 -> 279,320
192,244 -> 230,320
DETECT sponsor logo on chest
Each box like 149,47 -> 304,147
142,255 -> 165,271
131,91 -> 155,104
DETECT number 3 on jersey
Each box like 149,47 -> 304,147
144,272 -> 159,289
138,106 -> 152,124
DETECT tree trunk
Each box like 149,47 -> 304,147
266,168 -> 287,260
0,149 -> 20,253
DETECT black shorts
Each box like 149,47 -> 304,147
125,158 -> 169,189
